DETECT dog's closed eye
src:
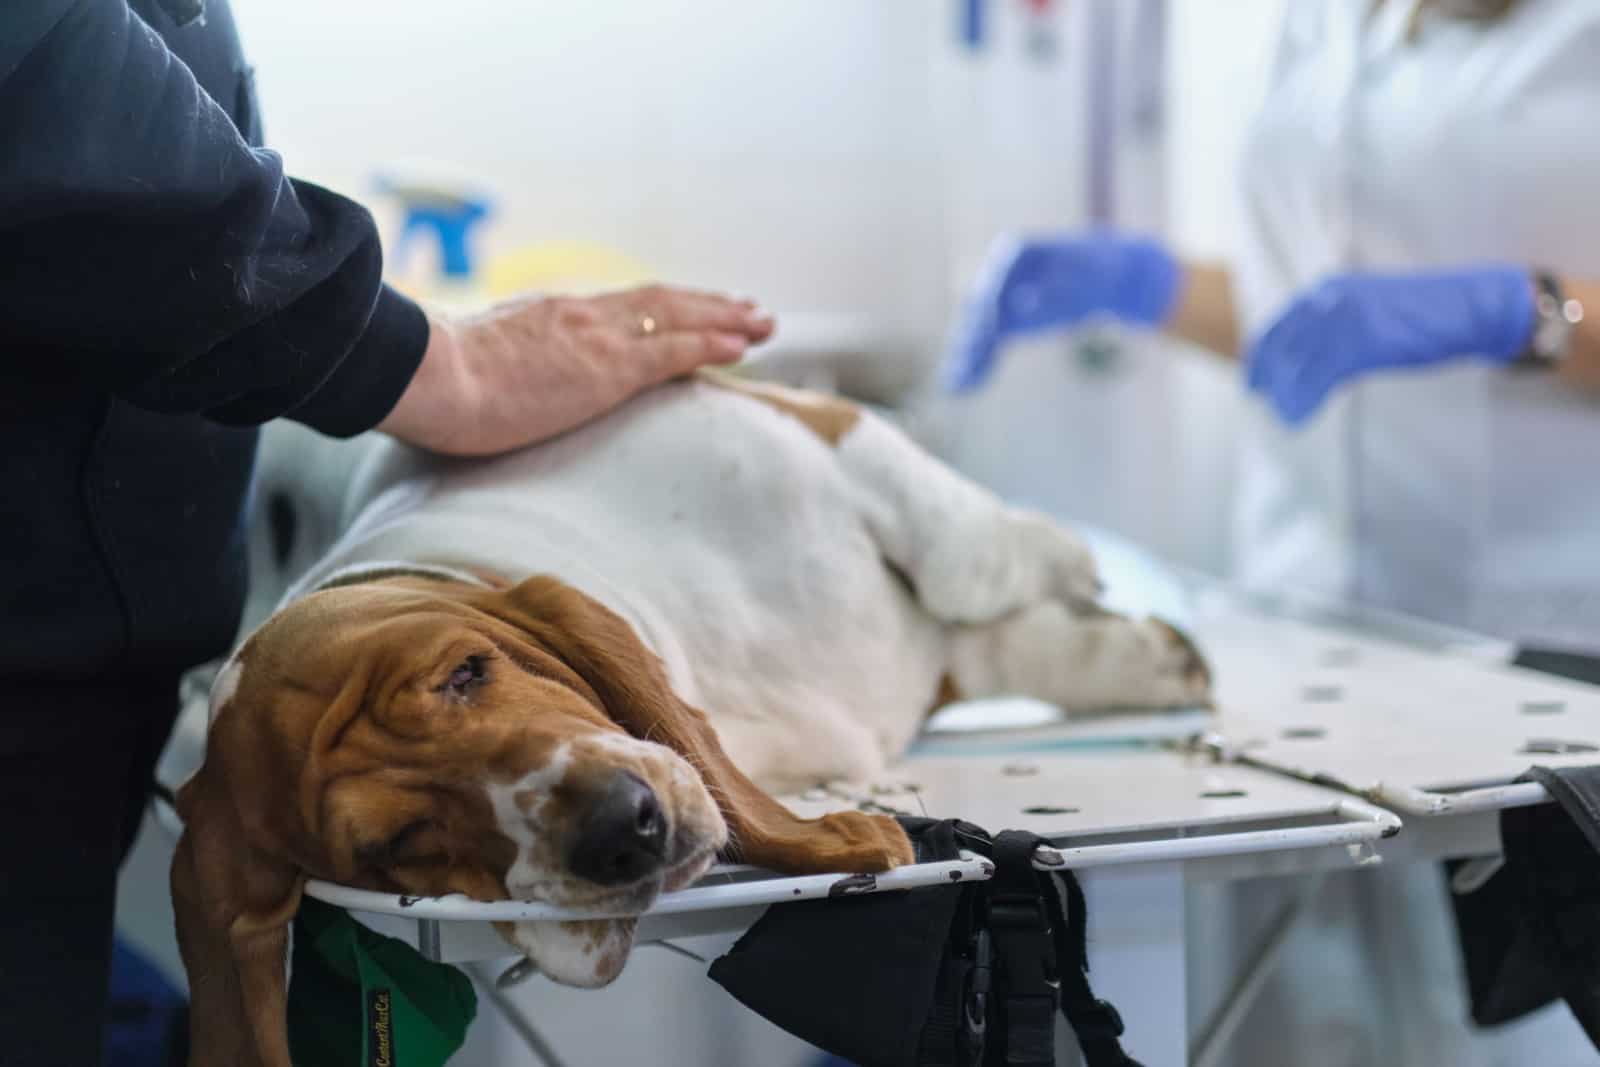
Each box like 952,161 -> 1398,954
439,654 -> 489,698
357,818 -> 435,870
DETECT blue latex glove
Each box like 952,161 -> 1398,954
944,233 -> 1181,392
1246,266 -> 1536,426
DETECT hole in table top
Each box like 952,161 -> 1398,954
1022,805 -> 1080,815
1282,727 -> 1327,740
1518,739 -> 1598,755
1302,685 -> 1344,703
1002,763 -> 1039,777
1520,701 -> 1566,715
1199,789 -> 1248,799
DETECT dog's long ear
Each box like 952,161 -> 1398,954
171,762 -> 304,1067
489,576 -> 914,873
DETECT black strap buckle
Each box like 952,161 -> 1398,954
1066,997 -> 1126,1043
952,820 -> 995,854
988,891 -> 1060,993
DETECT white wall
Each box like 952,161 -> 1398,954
235,0 -> 952,325
228,0 -> 1114,340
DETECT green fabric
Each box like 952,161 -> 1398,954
288,898 -> 477,1066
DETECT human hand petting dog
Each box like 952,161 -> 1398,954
380,285 -> 776,455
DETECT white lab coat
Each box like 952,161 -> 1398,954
1231,0 -> 1600,651
1204,3 -> 1600,1064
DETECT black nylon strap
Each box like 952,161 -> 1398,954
916,960 -> 970,1067
1002,997 -> 1056,1066
893,819 -> 1145,1067
987,832 -> 1059,1067
1505,764 -> 1600,1046
1525,765 -> 1600,855
1045,868 -> 1143,1067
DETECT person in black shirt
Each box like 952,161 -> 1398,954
0,2 -> 774,1061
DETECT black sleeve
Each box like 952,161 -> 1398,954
0,0 -> 429,437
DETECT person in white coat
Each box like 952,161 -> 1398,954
947,0 -> 1600,1062
950,0 -> 1600,663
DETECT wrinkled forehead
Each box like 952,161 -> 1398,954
209,582 -> 485,714
274,581 -> 491,660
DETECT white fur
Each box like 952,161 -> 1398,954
835,414 -> 1103,622
948,603 -> 1205,711
485,742 -> 575,902
285,559 -> 492,606
207,655 -> 243,725
499,917 -> 639,990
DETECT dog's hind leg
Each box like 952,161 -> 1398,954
845,420 -> 1101,623
705,372 -> 1099,625
829,408 -> 1101,625
814,403 -> 1209,711
707,375 -> 1209,715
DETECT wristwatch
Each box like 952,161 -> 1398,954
1517,270 -> 1584,368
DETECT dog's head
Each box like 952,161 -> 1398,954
172,573 -> 742,1066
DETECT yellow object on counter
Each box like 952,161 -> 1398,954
387,240 -> 656,315
483,241 -> 655,299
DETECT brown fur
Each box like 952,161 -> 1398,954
698,369 -> 862,446
174,574 -> 912,1067
1150,618 -> 1212,689
930,671 -> 963,715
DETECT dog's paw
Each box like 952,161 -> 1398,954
1150,618 -> 1212,699
949,602 -> 1213,713
812,811 -> 916,873
1085,615 -> 1212,710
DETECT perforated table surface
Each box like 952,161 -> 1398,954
1077,525 -> 1591,819
1192,588 -> 1600,815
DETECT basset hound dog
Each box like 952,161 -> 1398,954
173,369 -> 1210,1066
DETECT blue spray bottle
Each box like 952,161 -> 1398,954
376,176 -> 493,308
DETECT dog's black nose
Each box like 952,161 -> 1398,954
569,771 -> 668,886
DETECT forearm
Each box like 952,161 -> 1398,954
0,0 -> 424,434
1163,260 -> 1241,358
1551,276 -> 1600,393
